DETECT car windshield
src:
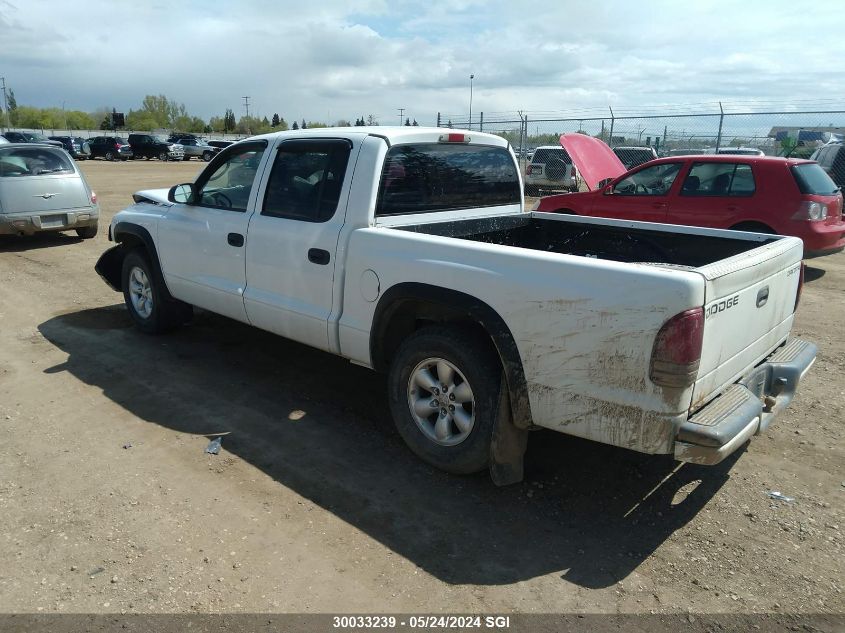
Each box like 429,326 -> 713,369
791,163 -> 840,195
24,132 -> 51,142
153,136 -> 169,144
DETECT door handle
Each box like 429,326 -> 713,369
308,248 -> 331,265
227,232 -> 244,247
756,286 -> 769,308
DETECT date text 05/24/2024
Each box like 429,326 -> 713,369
333,615 -> 511,629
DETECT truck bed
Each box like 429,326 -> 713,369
395,212 -> 777,267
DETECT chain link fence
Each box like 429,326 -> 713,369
436,105 -> 845,164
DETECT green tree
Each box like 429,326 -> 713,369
7,89 -> 18,125
412,119 -> 419,126
276,117 -> 288,131
366,114 -> 378,126
292,121 -> 299,130
271,113 -> 280,127
404,117 -> 411,126
65,110 -> 95,130
225,109 -> 236,132
301,119 -> 307,129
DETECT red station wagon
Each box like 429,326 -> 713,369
534,134 -> 845,257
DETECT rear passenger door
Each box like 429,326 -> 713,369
667,161 -> 756,229
244,138 -> 356,352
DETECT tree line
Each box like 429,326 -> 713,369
1,90 -> 419,134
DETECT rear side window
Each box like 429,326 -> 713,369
0,147 -> 74,177
531,148 -> 572,165
377,143 -> 519,216
792,163 -> 839,195
680,162 -> 755,196
262,139 -> 352,222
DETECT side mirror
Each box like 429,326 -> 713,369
598,177 -> 614,191
168,183 -> 195,204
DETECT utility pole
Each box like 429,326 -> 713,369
468,74 -> 474,130
242,96 -> 251,121
397,108 -> 405,126
1,77 -> 8,130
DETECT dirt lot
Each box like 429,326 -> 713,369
0,159 -> 842,617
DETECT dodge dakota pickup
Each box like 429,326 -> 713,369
95,127 -> 816,484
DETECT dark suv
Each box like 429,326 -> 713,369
128,134 -> 184,161
48,136 -> 92,160
811,142 -> 845,189
2,130 -> 64,148
88,136 -> 132,161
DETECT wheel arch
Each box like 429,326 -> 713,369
96,222 -> 176,301
371,282 -> 533,429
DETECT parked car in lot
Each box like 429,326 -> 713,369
2,130 -> 64,148
207,140 -> 234,152
94,127 -> 815,482
48,136 -> 92,160
0,136 -> 10,145
0,143 -> 99,238
810,141 -> 845,189
613,146 -> 658,169
535,134 -> 845,257
523,145 -> 577,196
88,136 -> 133,161
127,134 -> 184,161
172,137 -> 215,162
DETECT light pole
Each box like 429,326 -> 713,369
468,74 -> 474,130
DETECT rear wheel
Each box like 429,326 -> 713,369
388,326 -> 500,474
121,249 -> 192,334
76,223 -> 98,239
202,151 -> 213,162
104,150 -> 115,161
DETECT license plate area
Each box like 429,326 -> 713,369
40,214 -> 67,228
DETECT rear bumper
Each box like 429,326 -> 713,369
674,338 -> 816,465
0,208 -> 99,236
799,219 -> 845,256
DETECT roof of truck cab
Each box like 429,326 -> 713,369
246,126 -> 510,147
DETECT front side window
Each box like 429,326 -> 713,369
193,142 -> 267,211
612,162 -> 681,196
377,143 -> 519,216
262,139 -> 351,222
680,162 -> 755,196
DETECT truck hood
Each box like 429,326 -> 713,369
559,133 -> 627,190
132,188 -> 171,205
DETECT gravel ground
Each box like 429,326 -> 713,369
0,159 -> 842,618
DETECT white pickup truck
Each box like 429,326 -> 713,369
95,127 -> 816,484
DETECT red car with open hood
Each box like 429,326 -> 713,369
534,134 -> 845,257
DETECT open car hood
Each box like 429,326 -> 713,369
559,133 -> 627,190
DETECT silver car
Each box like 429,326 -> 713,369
0,144 -> 100,238
174,137 -> 215,162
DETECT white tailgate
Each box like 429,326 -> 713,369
691,236 -> 803,411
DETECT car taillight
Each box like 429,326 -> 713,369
793,201 -> 828,221
649,307 -> 704,388
794,262 -> 805,313
90,191 -> 97,204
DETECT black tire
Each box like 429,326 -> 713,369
104,150 -> 115,161
729,222 -> 776,234
75,223 -> 98,239
158,151 -> 168,161
121,249 -> 192,334
202,151 -> 213,162
387,326 -> 501,474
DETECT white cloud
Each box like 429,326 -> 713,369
0,0 -> 843,126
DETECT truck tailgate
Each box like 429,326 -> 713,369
691,236 -> 804,411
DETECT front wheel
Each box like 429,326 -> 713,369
121,249 -> 191,334
388,326 -> 500,474
158,151 -> 168,161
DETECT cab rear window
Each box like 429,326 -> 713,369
376,143 -> 519,216
792,163 -> 839,195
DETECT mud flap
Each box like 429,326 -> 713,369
94,244 -> 125,292
489,372 -> 528,486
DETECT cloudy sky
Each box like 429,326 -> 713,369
1,0 -> 843,125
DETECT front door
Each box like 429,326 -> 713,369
591,161 -> 683,223
244,138 -> 356,352
156,141 -> 268,322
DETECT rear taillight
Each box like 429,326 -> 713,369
525,164 -> 531,176
650,307 -> 704,388
90,191 -> 97,205
793,201 -> 828,221
794,262 -> 805,313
